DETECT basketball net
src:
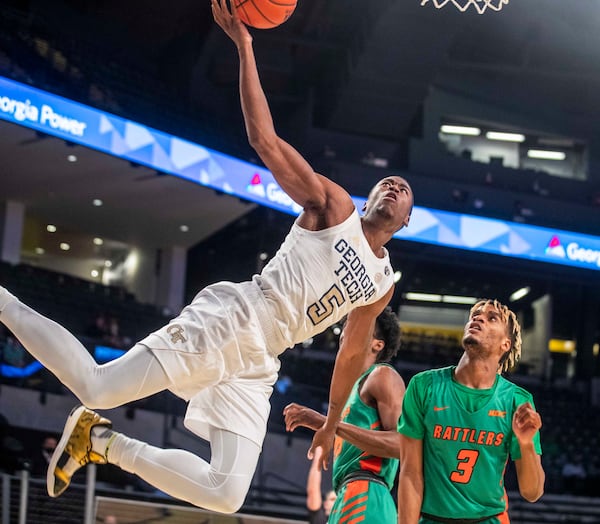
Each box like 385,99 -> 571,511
420,0 -> 508,14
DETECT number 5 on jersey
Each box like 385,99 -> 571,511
307,284 -> 345,325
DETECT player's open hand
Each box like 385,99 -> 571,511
512,402 -> 542,444
283,403 -> 325,432
211,0 -> 252,46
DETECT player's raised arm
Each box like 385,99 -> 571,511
212,0 -> 353,223
310,287 -> 394,470
513,402 -> 545,501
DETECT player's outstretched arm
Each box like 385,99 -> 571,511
343,364 -> 405,457
212,0 -> 353,222
310,287 -> 394,470
284,400 -> 401,459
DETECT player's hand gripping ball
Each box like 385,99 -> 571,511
234,0 -> 297,29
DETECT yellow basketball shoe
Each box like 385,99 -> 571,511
47,405 -> 112,497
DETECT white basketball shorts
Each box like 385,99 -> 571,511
138,281 -> 281,447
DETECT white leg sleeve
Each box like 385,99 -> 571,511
108,426 -> 261,514
0,292 -> 261,513
0,299 -> 172,408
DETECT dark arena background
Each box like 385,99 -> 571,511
0,0 -> 599,522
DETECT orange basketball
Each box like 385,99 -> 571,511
234,0 -> 297,29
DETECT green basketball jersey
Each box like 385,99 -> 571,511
332,364 -> 400,492
398,366 -> 542,520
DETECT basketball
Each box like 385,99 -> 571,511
234,0 -> 297,29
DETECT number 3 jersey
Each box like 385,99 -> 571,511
254,208 -> 395,353
398,366 -> 542,520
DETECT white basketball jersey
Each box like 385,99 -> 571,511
253,209 -> 395,351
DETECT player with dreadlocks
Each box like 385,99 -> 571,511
397,299 -> 545,524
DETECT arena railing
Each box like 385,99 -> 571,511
0,466 -> 306,524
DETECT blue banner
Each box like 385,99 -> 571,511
393,207 -> 600,271
94,345 -> 126,362
1,76 -> 599,271
0,361 -> 42,378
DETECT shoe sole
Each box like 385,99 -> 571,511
47,405 -> 87,497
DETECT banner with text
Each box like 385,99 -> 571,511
1,76 -> 598,271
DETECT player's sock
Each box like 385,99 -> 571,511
91,425 -> 118,461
